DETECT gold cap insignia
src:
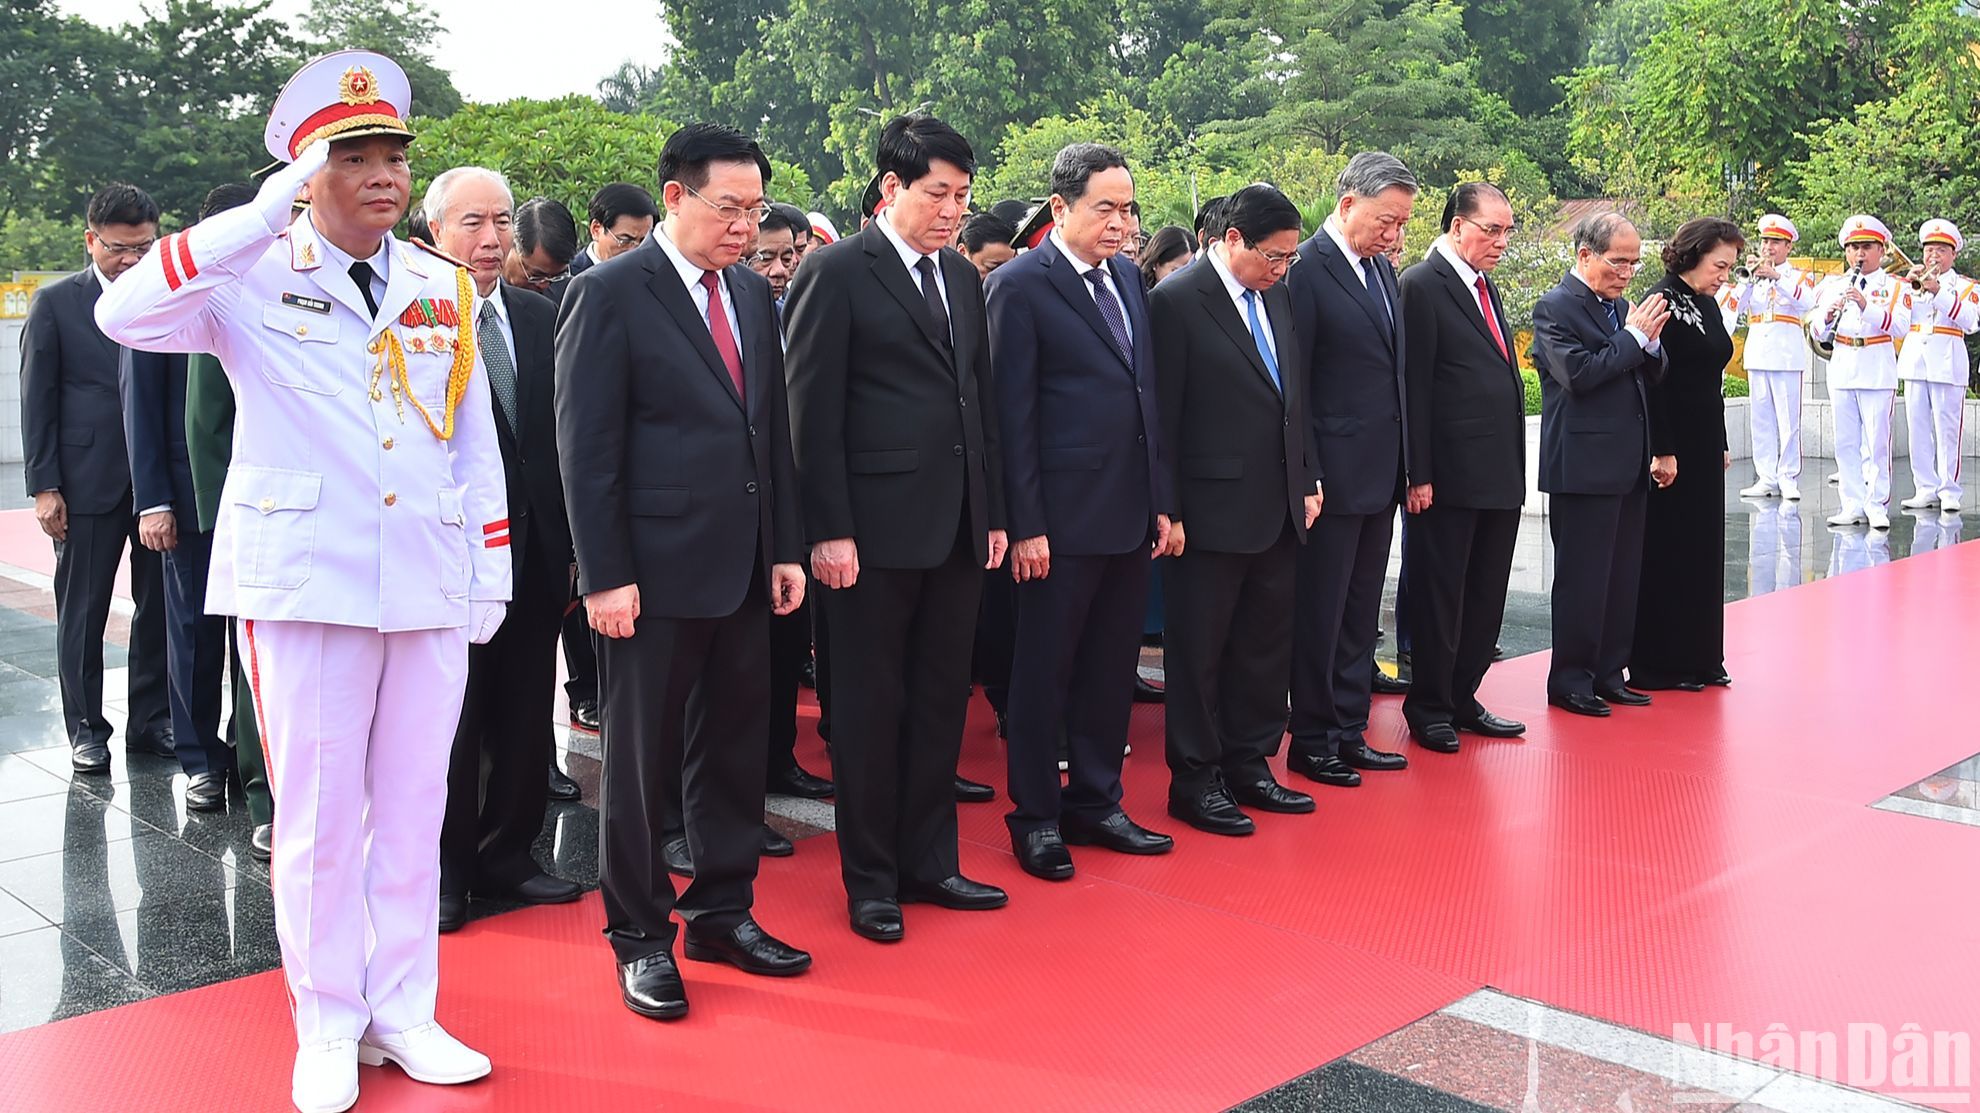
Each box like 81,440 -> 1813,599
339,66 -> 381,106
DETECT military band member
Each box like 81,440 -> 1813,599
1896,220 -> 1979,514
1812,215 -> 1912,531
93,52 -> 509,1113
1726,214 -> 1818,500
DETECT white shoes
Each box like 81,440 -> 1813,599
1780,482 -> 1802,501
1827,509 -> 1867,526
1867,507 -> 1892,531
1739,481 -> 1778,498
358,1021 -> 492,1085
1943,496 -> 1962,513
293,1039 -> 359,1113
1900,493 -> 1939,509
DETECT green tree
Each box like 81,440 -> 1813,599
305,0 -> 464,119
0,2 -> 131,222
0,210 -> 84,275
1462,0 -> 1591,116
408,98 -> 815,219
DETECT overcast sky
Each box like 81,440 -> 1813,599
56,0 -> 668,104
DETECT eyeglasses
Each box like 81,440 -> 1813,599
523,263 -> 570,285
1596,254 -> 1642,274
608,232 -> 645,249
750,249 -> 797,269
682,183 -> 770,226
94,238 -> 156,258
1460,217 -> 1518,241
1246,240 -> 1302,269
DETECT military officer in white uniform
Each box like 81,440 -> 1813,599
93,52 -> 509,1113
1724,214 -> 1818,500
1811,215 -> 1913,531
1897,219 -> 1980,514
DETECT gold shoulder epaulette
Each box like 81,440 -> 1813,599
409,237 -> 472,271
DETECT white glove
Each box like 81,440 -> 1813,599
468,601 -> 507,645
255,139 -> 331,233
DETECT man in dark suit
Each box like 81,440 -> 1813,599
784,114 -> 1010,944
508,196 -> 579,308
1283,152 -> 1419,790
1152,184 -> 1322,835
567,182 -> 659,277
1398,183 -> 1531,752
20,182 -> 172,773
557,125 -> 812,1019
119,343 -> 229,809
425,167 -> 584,933
986,143 -> 1174,880
1532,213 -> 1672,716
183,182 -> 274,858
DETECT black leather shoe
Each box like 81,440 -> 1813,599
250,823 -> 274,862
129,727 -> 176,758
849,898 -> 904,942
71,739 -> 111,774
547,761 -> 581,801
901,874 -> 1009,909
1133,675 -> 1166,703
1548,692 -> 1611,717
1627,671 -> 1702,692
1597,686 -> 1652,707
185,770 -> 228,811
1455,710 -> 1526,738
569,698 -> 601,733
760,824 -> 794,857
1168,784 -> 1256,835
1492,644 -> 1506,661
1288,753 -> 1362,787
1013,826 -> 1075,880
1370,670 -> 1410,696
1063,810 -> 1174,855
994,710 -> 1008,739
766,763 -> 834,799
1409,722 -> 1461,754
683,918 -> 812,977
481,872 -> 582,905
661,836 -> 694,878
438,894 -> 467,934
619,954 -> 689,1020
1229,776 -> 1315,814
1339,743 -> 1408,771
1699,669 -> 1732,687
954,775 -> 995,803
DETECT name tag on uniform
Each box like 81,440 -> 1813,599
281,293 -> 333,314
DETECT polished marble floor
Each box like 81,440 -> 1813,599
0,456 -> 1970,1112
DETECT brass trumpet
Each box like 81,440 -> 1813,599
1909,263 -> 1944,291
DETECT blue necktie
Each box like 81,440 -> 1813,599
1360,256 -> 1392,332
1084,268 -> 1133,365
1602,298 -> 1621,332
1244,290 -> 1281,392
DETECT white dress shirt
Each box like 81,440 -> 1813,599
1049,229 -> 1134,346
1207,243 -> 1275,364
1569,268 -> 1660,356
652,223 -> 741,356
875,209 -> 950,339
310,220 -> 390,309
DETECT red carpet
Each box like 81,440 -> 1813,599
3,528 -> 1979,1110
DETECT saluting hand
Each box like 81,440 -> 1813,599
254,139 -> 331,233
587,583 -> 640,639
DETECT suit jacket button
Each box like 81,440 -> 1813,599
952,444 -> 964,456
746,482 -> 758,494
749,425 -> 757,437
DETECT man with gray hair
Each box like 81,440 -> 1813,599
1284,151 -> 1418,790
1531,211 -> 1670,717
986,141 -> 1176,881
425,165 -> 584,929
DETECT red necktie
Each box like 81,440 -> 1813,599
1475,274 -> 1509,361
700,270 -> 745,400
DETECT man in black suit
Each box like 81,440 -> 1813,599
425,167 -> 585,933
567,182 -> 659,278
1152,185 -> 1322,835
986,143 -> 1174,880
1532,213 -> 1672,717
119,343 -> 229,810
1398,183 -> 1531,753
20,182 -> 172,773
508,196 -> 579,307
1283,152 -> 1419,790
557,124 -> 812,1019
784,114 -> 1010,944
